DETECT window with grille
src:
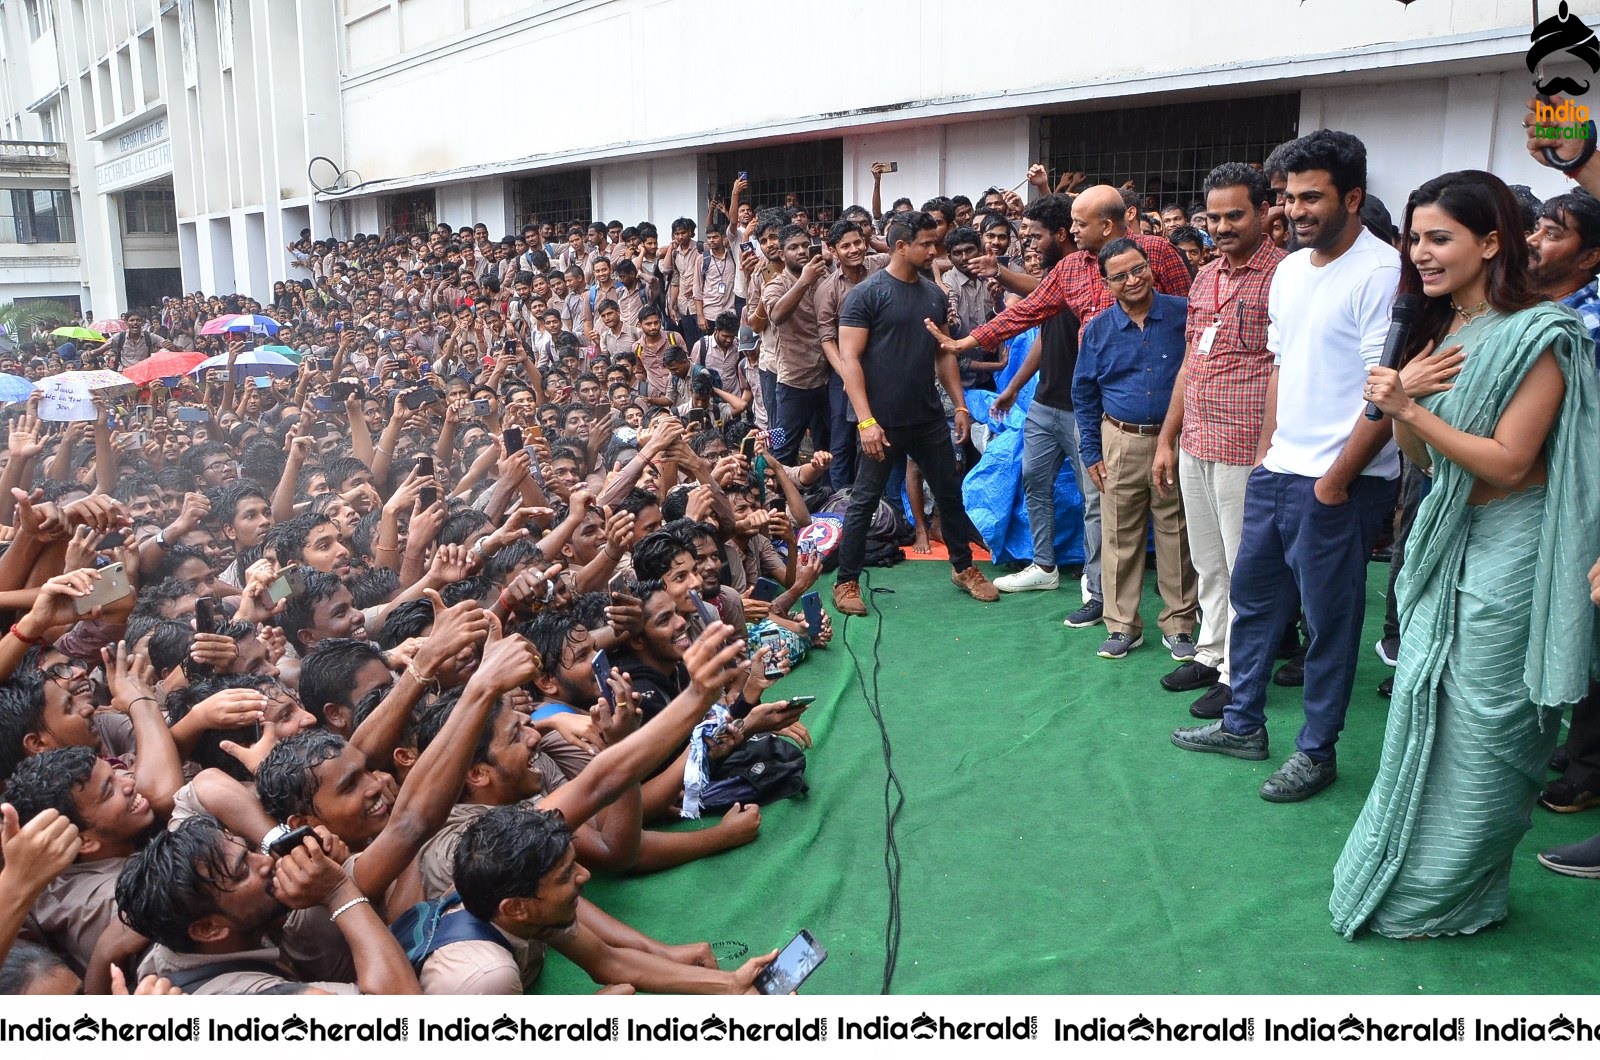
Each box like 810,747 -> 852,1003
708,139 -> 843,219
511,169 -> 592,231
124,185 -> 177,235
0,189 -> 74,243
1041,94 -> 1299,212
381,190 -> 436,236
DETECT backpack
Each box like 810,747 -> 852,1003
389,891 -> 515,973
698,733 -> 809,812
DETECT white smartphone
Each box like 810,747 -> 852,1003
74,561 -> 132,615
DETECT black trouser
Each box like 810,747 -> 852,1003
836,417 -> 980,582
1560,683 -> 1600,790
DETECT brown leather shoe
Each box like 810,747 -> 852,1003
832,579 -> 868,616
952,566 -> 999,602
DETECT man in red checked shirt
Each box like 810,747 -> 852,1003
1150,164 -> 1285,720
931,186 -> 1189,627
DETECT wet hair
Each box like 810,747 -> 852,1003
452,803 -> 574,920
254,729 -> 347,822
0,939 -> 73,993
298,638 -> 386,726
4,745 -> 97,829
166,674 -> 286,781
276,568 -> 346,650
125,615 -> 195,676
263,512 -> 336,568
1539,188 -> 1600,257
945,226 -> 981,252
210,480 -> 270,527
885,210 -> 938,248
348,565 -> 400,609
115,814 -> 238,952
377,599 -> 433,650
1169,225 -> 1205,248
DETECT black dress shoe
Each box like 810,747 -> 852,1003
1161,660 -> 1220,692
1273,654 -> 1305,687
1189,682 -> 1231,719
1377,676 -> 1393,698
1260,751 -> 1337,802
1551,747 -> 1571,774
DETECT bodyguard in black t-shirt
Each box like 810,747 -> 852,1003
831,211 -> 999,616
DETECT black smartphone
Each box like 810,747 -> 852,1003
502,426 -> 524,454
317,358 -> 334,371
608,569 -> 639,598
415,455 -> 434,477
267,825 -> 324,858
688,589 -> 719,630
755,929 -> 827,994
753,577 -> 784,603
740,434 -> 757,460
808,241 -> 823,259
800,591 -> 822,638
332,380 -> 359,401
997,254 -> 1012,268
98,529 -> 127,550
592,649 -> 616,707
686,407 -> 710,429
194,596 -> 218,635
310,396 -> 338,413
402,386 -> 441,409
787,695 -> 816,708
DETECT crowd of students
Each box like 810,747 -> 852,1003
1,94 -> 1599,995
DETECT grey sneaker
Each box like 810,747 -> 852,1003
1064,599 -> 1103,628
1259,751 -> 1338,802
1170,720 -> 1268,760
1537,832 -> 1600,878
1163,632 -> 1197,661
1097,632 -> 1143,659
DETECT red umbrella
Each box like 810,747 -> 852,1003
120,350 -> 207,385
89,318 -> 128,334
198,314 -> 240,336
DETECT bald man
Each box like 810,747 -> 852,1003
933,188 -> 1192,627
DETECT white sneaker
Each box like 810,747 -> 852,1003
993,564 -> 1060,593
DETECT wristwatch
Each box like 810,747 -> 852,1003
154,528 -> 168,549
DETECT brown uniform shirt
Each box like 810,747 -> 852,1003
762,271 -> 828,390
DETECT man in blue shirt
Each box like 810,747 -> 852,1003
1073,239 -> 1197,661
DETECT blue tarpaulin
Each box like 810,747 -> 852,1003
961,327 -> 1086,567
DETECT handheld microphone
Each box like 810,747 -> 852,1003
1364,293 -> 1422,421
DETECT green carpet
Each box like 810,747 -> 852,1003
540,560 -> 1600,994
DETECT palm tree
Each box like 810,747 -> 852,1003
0,299 -> 79,339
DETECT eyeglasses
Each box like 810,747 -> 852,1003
204,459 -> 236,473
1105,261 -> 1151,286
44,660 -> 91,686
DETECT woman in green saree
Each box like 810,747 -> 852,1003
1331,170 -> 1600,939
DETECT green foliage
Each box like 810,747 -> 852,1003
0,300 -> 78,336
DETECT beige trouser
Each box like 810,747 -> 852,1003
1178,450 -> 1252,683
1100,420 -> 1198,639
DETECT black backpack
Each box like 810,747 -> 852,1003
389,891 -> 514,972
698,733 -> 809,812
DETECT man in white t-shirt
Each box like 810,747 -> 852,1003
1172,131 -> 1402,803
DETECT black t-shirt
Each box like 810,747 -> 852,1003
1034,307 -> 1082,412
838,267 -> 950,429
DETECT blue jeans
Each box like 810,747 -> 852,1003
1021,401 -> 1101,599
1223,469 -> 1399,761
828,372 -> 859,492
774,382 -> 829,464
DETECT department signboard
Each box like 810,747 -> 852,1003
95,115 -> 172,193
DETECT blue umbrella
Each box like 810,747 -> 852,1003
190,349 -> 299,381
0,373 -> 36,403
220,314 -> 281,335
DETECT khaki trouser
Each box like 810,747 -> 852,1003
1178,450 -> 1252,682
1100,418 -> 1198,638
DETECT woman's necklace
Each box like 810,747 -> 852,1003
1451,298 -> 1490,324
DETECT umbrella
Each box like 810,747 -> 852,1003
120,350 -> 207,386
51,326 -> 106,342
260,344 -> 302,363
189,348 -> 299,381
36,369 -> 133,421
198,314 -> 239,336
89,318 -> 128,335
215,314 -> 280,336
0,374 -> 36,403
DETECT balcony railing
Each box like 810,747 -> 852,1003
0,141 -> 68,162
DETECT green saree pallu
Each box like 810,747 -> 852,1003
1330,303 -> 1600,939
